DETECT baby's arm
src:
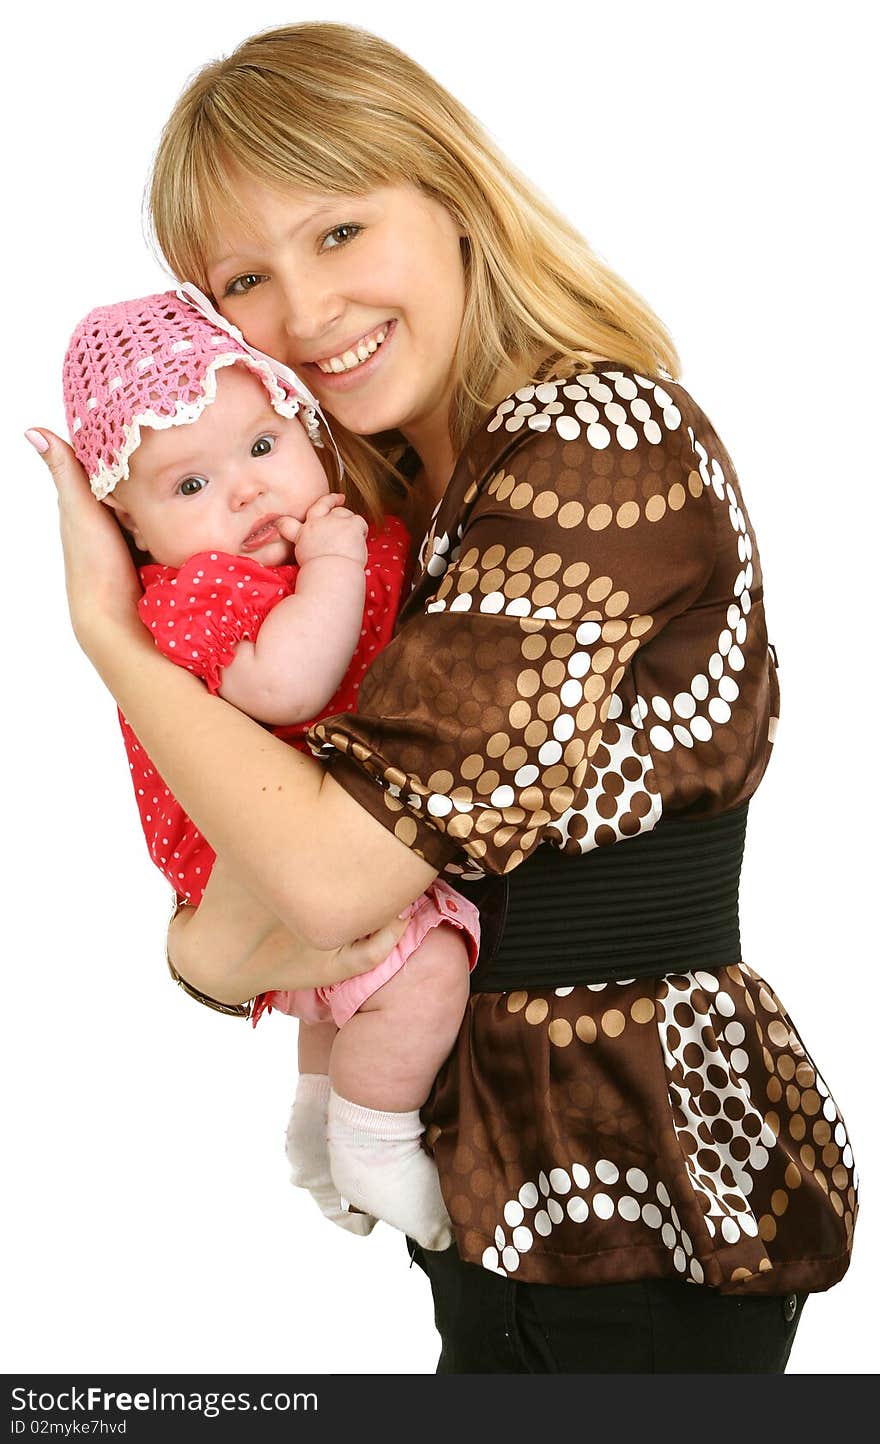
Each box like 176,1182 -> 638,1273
218,495 -> 369,725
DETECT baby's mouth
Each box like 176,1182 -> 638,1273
241,515 -> 281,551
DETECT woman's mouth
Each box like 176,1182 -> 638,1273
303,320 -> 396,389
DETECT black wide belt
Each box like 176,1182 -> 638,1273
461,804 -> 749,992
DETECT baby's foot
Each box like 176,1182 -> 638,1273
327,1091 -> 453,1251
287,1077 -> 376,1236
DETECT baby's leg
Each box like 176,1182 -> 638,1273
287,1019 -> 376,1235
298,1017 -> 337,1076
327,924 -> 471,1250
332,925 -> 470,1108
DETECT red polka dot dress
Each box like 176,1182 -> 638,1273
118,516 -> 410,907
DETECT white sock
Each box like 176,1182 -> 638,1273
327,1089 -> 453,1251
286,1074 -> 376,1236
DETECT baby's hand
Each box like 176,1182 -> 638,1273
278,494 -> 368,568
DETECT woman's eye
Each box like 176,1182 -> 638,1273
320,223 -> 362,252
177,476 -> 207,497
224,273 -> 266,297
251,435 -> 275,458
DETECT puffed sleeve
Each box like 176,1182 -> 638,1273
310,371 -> 718,875
138,552 -> 298,694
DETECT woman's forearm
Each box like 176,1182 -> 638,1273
88,618 -> 436,945
167,856 -> 284,1002
169,890 -> 334,1004
168,856 -> 412,1003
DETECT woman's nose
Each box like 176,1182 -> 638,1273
277,273 -> 344,353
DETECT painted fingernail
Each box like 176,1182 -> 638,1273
24,429 -> 49,454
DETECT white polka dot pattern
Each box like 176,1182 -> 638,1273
482,1144 -> 704,1284
313,363 -> 781,878
656,972 -> 768,1244
486,371 -> 683,449
432,964 -> 857,1292
486,372 -> 760,777
311,363 -> 854,1295
547,691 -> 662,850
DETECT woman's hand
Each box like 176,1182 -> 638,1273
167,862 -> 410,1005
26,428 -> 143,655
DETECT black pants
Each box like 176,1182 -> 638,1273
409,1242 -> 806,1374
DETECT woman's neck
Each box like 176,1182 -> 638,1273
400,350 -> 611,519
401,416 -> 457,509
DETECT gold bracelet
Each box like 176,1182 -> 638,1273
166,898 -> 253,1020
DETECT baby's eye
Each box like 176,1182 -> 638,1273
224,272 -> 267,297
177,476 -> 207,497
320,223 -> 362,252
251,435 -> 275,458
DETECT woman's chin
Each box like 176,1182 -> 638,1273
311,375 -> 409,437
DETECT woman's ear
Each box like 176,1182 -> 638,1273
102,494 -> 146,553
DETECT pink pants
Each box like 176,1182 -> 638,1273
266,879 -> 481,1029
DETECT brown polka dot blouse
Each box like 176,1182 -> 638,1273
310,362 -> 856,1296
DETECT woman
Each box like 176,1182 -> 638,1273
31,22 -> 856,1372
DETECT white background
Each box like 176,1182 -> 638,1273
3,0 -> 877,1375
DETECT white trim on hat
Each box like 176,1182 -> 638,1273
90,351 -> 302,499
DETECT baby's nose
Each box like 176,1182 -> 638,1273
231,475 -> 264,508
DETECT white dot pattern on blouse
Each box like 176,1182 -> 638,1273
311,366 -> 781,882
303,362 -> 854,1296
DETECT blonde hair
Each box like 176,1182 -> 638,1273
149,22 -> 680,510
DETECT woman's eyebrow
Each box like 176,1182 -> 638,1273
207,203 -> 354,271
208,243 -> 263,272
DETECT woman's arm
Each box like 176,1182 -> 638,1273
168,855 -> 410,1004
33,430 -> 437,949
96,628 -> 435,946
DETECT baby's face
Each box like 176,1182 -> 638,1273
104,364 -> 330,568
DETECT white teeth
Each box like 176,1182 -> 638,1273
316,324 -> 389,374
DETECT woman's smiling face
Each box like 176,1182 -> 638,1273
205,182 -> 467,454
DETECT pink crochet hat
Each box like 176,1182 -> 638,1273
63,284 -> 340,499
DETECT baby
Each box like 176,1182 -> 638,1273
62,288 -> 479,1251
